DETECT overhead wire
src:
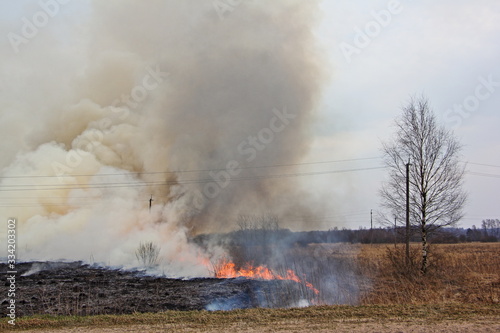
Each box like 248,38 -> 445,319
0,166 -> 386,192
466,171 -> 500,179
0,156 -> 499,210
0,156 -> 383,179
0,157 -> 384,207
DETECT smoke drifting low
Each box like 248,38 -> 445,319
0,0 -> 326,276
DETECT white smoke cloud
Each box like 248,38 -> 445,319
0,0 -> 326,276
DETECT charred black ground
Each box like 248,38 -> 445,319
1,261 -> 309,317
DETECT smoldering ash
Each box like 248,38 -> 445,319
0,0 -> 326,276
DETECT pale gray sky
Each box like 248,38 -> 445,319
307,0 -> 500,228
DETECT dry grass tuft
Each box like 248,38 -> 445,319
358,242 -> 500,305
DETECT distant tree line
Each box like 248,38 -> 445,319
192,218 -> 499,249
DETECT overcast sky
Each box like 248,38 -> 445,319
307,0 -> 500,228
1,0 -> 499,231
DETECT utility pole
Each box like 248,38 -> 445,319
370,209 -> 373,229
394,216 -> 397,249
149,195 -> 153,213
405,160 -> 411,264
370,209 -> 373,244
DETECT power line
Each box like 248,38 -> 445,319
466,171 -> 500,179
0,157 -> 382,180
2,157 -> 499,181
1,154 -> 499,202
465,162 -> 500,168
0,203 -> 94,208
0,166 -> 386,192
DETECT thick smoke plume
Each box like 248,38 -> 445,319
0,0 -> 325,276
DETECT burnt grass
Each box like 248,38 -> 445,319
1,262 -> 308,317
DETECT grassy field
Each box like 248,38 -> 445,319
2,242 -> 499,332
2,304 -> 499,332
357,242 -> 500,305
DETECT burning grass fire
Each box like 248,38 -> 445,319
211,258 -> 320,295
192,221 -> 366,307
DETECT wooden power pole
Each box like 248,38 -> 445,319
370,209 -> 373,244
394,216 -> 397,248
405,160 -> 411,263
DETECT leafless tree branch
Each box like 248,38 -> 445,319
380,96 -> 467,274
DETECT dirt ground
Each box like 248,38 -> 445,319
3,304 -> 499,333
9,318 -> 500,333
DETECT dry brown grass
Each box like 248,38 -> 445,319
2,304 -> 499,332
241,242 -> 500,306
356,242 -> 500,305
2,242 -> 498,332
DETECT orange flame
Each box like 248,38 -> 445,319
212,258 -> 319,295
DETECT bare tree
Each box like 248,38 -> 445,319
380,96 -> 467,274
481,219 -> 500,239
135,241 -> 161,268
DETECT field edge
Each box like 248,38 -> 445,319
2,303 -> 499,331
